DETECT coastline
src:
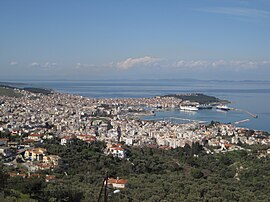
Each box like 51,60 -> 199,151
0,81 -> 267,132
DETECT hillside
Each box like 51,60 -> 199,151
163,93 -> 229,104
0,86 -> 22,98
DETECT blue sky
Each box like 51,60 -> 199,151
1,0 -> 270,80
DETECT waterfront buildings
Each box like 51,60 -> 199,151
0,88 -> 269,168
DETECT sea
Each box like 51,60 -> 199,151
14,79 -> 270,133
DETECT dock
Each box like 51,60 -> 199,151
230,108 -> 258,118
234,119 -> 250,124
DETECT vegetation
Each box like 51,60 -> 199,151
0,84 -> 52,97
163,93 -> 229,104
22,88 -> 52,95
0,87 -> 22,98
1,139 -> 270,201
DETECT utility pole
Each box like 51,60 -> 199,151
104,172 -> 108,202
97,172 -> 108,202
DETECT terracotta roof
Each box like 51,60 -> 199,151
37,163 -> 51,169
29,173 -> 41,178
45,175 -> 56,181
9,172 -> 17,177
107,178 -> 128,185
159,145 -> 172,150
26,147 -> 46,154
224,143 -> 233,148
18,173 -> 27,177
62,136 -> 73,140
113,143 -> 123,147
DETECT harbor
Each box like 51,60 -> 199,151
142,105 -> 263,130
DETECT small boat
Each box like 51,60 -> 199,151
180,105 -> 198,111
216,105 -> 230,111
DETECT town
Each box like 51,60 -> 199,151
1,88 -> 269,165
1,87 -> 270,201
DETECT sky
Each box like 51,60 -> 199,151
1,0 -> 270,81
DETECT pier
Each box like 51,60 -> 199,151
230,108 -> 258,118
234,119 -> 250,125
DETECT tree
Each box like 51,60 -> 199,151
191,168 -> 204,179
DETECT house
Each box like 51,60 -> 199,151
43,155 -> 61,166
108,144 -> 125,159
0,138 -> 9,146
159,145 -> 172,150
76,134 -> 97,143
29,173 -> 41,178
36,163 -> 51,170
7,141 -> 19,148
45,175 -> 56,182
28,134 -> 43,141
9,172 -> 27,178
0,147 -> 13,157
60,136 -> 73,145
22,139 -> 36,146
24,148 -> 46,161
107,177 -> 128,189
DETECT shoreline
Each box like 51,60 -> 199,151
0,82 -> 268,132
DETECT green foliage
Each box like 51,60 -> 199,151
22,87 -> 52,95
191,168 -> 204,179
0,165 -> 9,191
0,87 -> 22,97
163,93 -> 228,104
2,141 -> 270,201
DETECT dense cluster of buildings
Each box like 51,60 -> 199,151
1,89 -> 269,173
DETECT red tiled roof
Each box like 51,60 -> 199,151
225,143 -> 233,148
9,172 -> 17,177
62,136 -> 73,140
29,174 -> 41,178
107,178 -> 128,185
46,175 -> 56,181
159,145 -> 172,150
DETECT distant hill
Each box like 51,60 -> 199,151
0,86 -> 22,97
22,87 -> 52,95
162,93 -> 229,104
0,84 -> 52,97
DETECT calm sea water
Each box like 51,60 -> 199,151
20,80 -> 270,132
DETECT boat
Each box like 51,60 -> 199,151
216,105 -> 230,111
180,105 -> 198,111
197,104 -> 213,109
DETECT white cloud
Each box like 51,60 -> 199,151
43,62 -> 57,69
116,56 -> 161,69
30,62 -> 57,69
175,60 -> 211,69
30,62 -> 40,67
199,7 -> 270,18
174,60 -> 270,70
75,62 -> 96,69
9,61 -> 18,66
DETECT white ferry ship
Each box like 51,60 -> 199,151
180,105 -> 198,111
216,105 -> 230,111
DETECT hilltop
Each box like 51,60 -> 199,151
162,93 -> 229,104
0,84 -> 52,97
